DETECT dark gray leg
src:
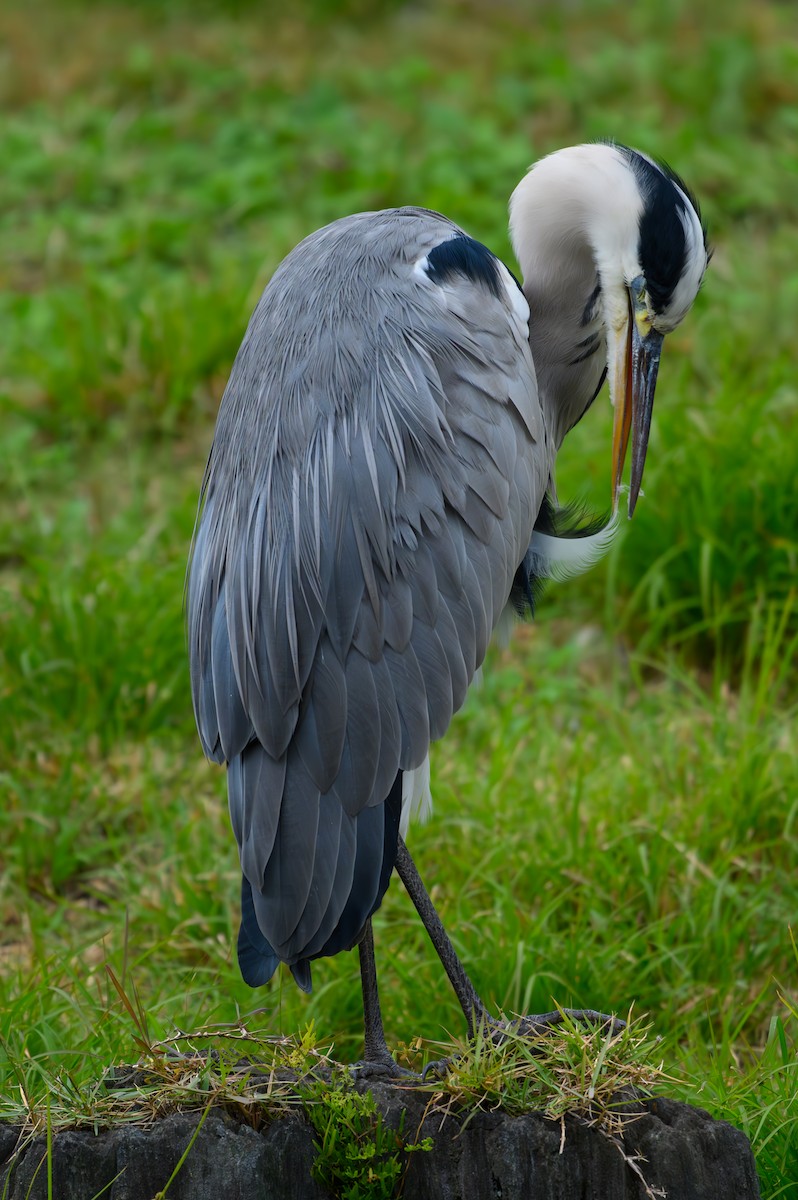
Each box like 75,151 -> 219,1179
394,836 -> 623,1043
394,839 -> 489,1037
358,919 -> 394,1065
353,919 -> 416,1078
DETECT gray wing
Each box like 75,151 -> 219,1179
187,207 -> 549,967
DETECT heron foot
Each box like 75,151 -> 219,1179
350,1053 -> 418,1082
422,1008 -> 625,1081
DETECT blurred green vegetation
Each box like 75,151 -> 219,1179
1,0 -> 796,1194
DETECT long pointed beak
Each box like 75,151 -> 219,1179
611,280 -> 664,517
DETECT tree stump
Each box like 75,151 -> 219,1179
0,1083 -> 761,1200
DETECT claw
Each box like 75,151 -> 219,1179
421,1054 -> 459,1081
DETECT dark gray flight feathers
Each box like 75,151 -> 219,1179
187,207 -> 549,991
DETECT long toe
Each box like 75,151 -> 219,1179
510,1008 -> 626,1039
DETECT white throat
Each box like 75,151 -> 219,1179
510,143 -> 644,319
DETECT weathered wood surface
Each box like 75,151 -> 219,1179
0,1084 -> 761,1200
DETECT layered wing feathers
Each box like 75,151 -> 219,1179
188,209 -> 548,973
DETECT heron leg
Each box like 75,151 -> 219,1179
394,837 -> 624,1057
394,837 -> 490,1037
358,919 -> 393,1064
353,919 -> 416,1079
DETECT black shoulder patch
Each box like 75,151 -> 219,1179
426,235 -> 506,298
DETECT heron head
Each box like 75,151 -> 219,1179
601,146 -> 709,516
510,142 -> 709,516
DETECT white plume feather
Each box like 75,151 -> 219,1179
400,755 -> 433,839
529,515 -> 620,582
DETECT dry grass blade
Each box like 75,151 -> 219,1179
607,1136 -> 667,1200
0,1027 -> 335,1139
104,967 -> 153,1057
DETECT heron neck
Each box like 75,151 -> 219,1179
522,257 -> 608,449
509,144 -> 642,448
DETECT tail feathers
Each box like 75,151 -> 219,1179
289,959 -> 313,993
238,882 -> 314,991
237,877 -> 281,987
235,772 -> 404,994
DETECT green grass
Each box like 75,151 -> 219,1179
1,0 -> 797,1195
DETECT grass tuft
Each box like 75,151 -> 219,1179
425,1010 -> 668,1132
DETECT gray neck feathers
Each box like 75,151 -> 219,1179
522,252 -> 606,448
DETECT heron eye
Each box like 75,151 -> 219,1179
632,288 -> 654,337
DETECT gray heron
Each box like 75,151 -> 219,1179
187,142 -> 708,1070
